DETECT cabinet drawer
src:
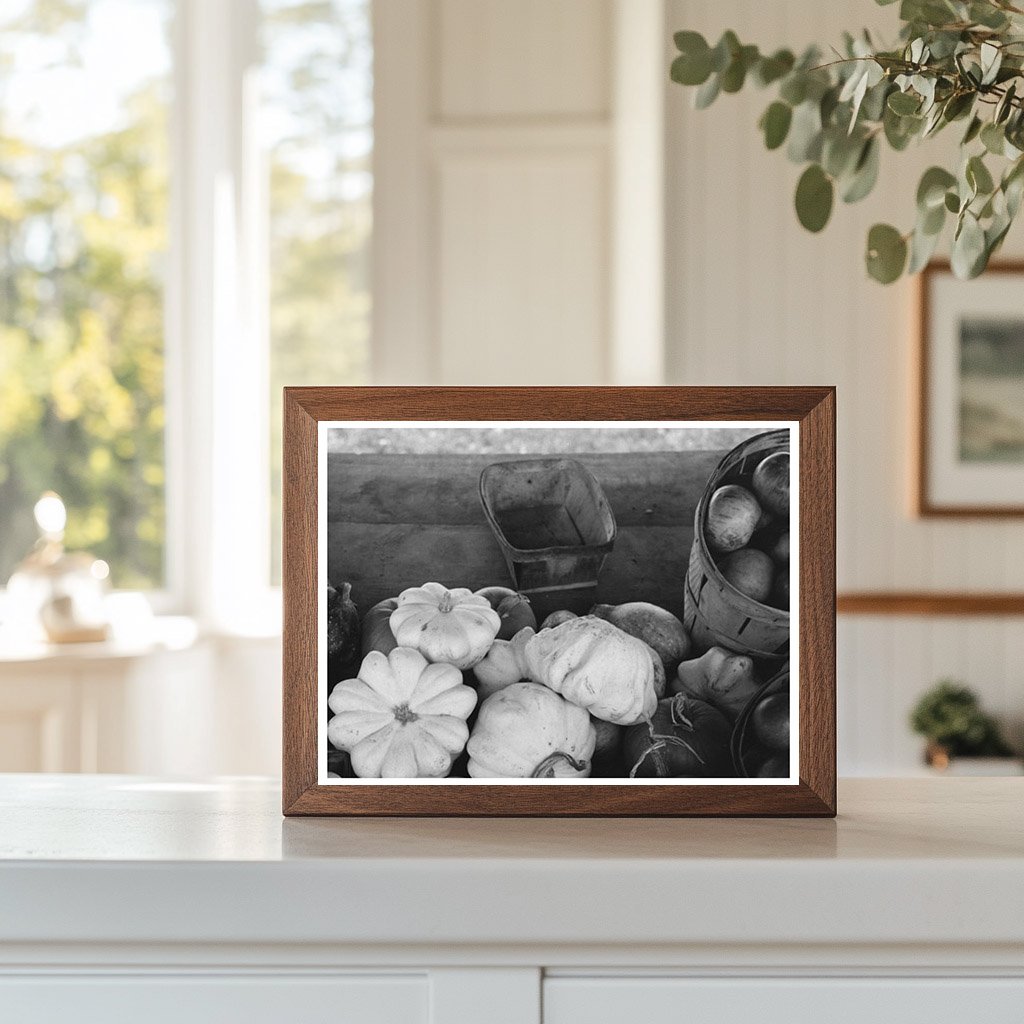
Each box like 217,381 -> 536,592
544,977 -> 1024,1024
0,974 -> 427,1024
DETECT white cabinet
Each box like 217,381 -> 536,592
544,977 -> 1024,1024
0,628 -> 281,776
0,975 -> 428,1024
1,777 -> 1022,1024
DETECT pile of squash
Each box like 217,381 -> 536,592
325,580 -> 784,779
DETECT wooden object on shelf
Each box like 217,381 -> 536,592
837,592 -> 1024,616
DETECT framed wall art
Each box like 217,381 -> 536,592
917,261 -> 1024,517
282,387 -> 836,817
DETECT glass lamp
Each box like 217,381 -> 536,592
5,493 -> 110,644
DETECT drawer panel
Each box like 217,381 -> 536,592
544,977 -> 1024,1024
0,974 -> 427,1024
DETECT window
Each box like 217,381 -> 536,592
0,0 -> 172,589
0,0 -> 373,614
261,0 -> 373,580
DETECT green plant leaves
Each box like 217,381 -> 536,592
795,164 -> 834,232
753,49 -> 795,87
967,154 -> 994,196
917,166 -> 957,210
842,137 -> 880,202
787,100 -> 823,162
952,211 -> 987,278
672,31 -> 713,86
888,90 -> 921,116
668,9 -> 1024,284
866,224 -> 908,283
981,121 -> 1006,155
760,102 -> 792,150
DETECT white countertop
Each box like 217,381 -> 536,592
1,775 -> 1022,952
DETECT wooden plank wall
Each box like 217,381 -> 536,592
326,450 -> 724,618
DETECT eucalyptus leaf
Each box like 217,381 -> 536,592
980,42 -> 1002,86
981,121 -> 1005,155
962,115 -> 983,145
917,166 -> 957,210
908,221 -> 943,273
721,44 -> 759,93
866,223 -> 908,283
779,73 -> 807,106
787,100 -> 823,162
995,82 -> 1017,124
694,73 -> 721,109
951,212 -> 986,278
967,154 -> 995,195
754,49 -> 795,87
888,90 -> 921,115
942,92 -> 974,122
822,128 -> 864,178
970,2 -> 1009,29
760,101 -> 793,150
710,31 -> 740,73
920,199 -> 946,235
842,137 -> 881,203
795,164 -> 834,232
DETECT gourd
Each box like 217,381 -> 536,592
466,682 -> 596,778
540,609 -> 578,630
590,601 -> 690,678
646,643 -> 667,699
623,695 -> 732,778
590,716 -> 625,775
522,615 -> 658,726
389,582 -> 501,670
494,593 -> 537,640
475,586 -> 519,609
361,597 -> 399,657
327,647 -> 477,778
475,586 -> 538,640
471,626 -> 535,701
671,646 -> 760,720
326,581 -> 361,684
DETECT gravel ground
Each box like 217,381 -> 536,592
326,425 -> 768,454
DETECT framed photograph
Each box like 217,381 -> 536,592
917,261 -> 1024,516
283,387 -> 835,817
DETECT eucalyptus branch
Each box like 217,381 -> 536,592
670,0 -> 1024,282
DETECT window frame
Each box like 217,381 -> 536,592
165,0 -> 279,632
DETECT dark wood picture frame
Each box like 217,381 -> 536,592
916,259 -> 1024,518
283,387 -> 836,817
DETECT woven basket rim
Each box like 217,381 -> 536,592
693,429 -> 791,625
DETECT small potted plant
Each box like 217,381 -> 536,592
910,680 -> 1020,774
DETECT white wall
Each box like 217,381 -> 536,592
665,0 -> 1024,771
373,0 -> 666,387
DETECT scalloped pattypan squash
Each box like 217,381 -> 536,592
389,582 -> 501,670
522,615 -> 658,725
327,647 -> 477,778
467,682 -> 596,778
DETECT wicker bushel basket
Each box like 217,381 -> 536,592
683,429 -> 790,660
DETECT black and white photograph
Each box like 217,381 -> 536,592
319,422 -> 797,784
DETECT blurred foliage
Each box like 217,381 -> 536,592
0,0 -> 169,587
264,0 -> 372,581
909,679 -> 1015,755
0,0 -> 372,590
671,0 -> 1024,283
